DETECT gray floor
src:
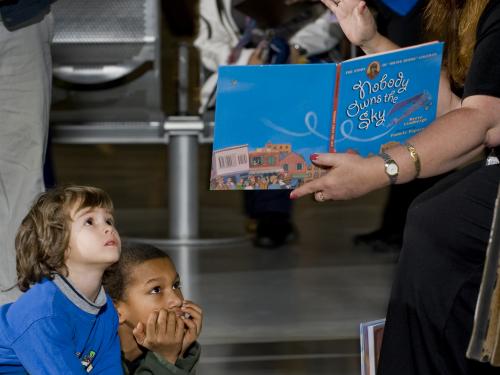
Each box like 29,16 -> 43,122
116,188 -> 397,375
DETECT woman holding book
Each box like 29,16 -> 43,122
291,0 -> 500,374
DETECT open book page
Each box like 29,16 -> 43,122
211,63 -> 336,190
333,42 -> 443,156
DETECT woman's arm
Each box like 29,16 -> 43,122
321,0 -> 460,116
291,94 -> 500,201
292,1 -> 500,201
320,0 -> 398,54
436,69 -> 462,116
411,95 -> 500,176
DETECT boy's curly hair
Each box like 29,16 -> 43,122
15,185 -> 113,292
103,242 -> 171,302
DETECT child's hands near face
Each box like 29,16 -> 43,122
180,301 -> 203,356
133,309 -> 185,364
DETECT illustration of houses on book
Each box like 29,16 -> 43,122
211,42 -> 443,190
211,142 -> 325,190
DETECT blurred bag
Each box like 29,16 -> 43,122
266,36 -> 290,64
378,0 -> 419,16
467,185 -> 500,366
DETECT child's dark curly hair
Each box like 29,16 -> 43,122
15,185 -> 113,292
103,242 -> 171,302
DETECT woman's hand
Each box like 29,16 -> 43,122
133,309 -> 185,364
290,152 -> 388,201
320,0 -> 377,50
179,301 -> 203,357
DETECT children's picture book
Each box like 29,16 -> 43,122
360,318 -> 386,375
210,42 -> 443,190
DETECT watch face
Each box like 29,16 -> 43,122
387,162 -> 398,176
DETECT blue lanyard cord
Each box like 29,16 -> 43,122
379,0 -> 419,16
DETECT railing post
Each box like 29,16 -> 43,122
168,133 -> 199,239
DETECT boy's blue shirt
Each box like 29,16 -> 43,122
0,275 -> 121,374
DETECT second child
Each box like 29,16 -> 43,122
104,242 -> 202,375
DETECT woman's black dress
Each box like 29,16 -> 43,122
378,1 -> 500,374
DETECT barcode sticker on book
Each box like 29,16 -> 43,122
214,145 -> 250,176
217,153 -> 248,169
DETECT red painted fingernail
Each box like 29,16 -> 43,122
290,192 -> 297,200
310,153 -> 319,161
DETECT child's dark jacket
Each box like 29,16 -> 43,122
122,342 -> 200,375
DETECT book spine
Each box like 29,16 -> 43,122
329,63 -> 342,153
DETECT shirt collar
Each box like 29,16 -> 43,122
52,273 -> 106,315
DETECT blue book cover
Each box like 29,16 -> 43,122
211,42 -> 443,190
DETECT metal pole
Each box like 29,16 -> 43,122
178,42 -> 189,115
168,40 -> 199,239
168,134 -> 199,239
173,245 -> 199,300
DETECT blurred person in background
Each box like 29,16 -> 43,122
195,0 -> 343,248
0,0 -> 56,304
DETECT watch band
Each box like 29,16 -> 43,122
379,151 -> 399,184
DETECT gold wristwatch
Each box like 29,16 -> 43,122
379,152 -> 399,184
